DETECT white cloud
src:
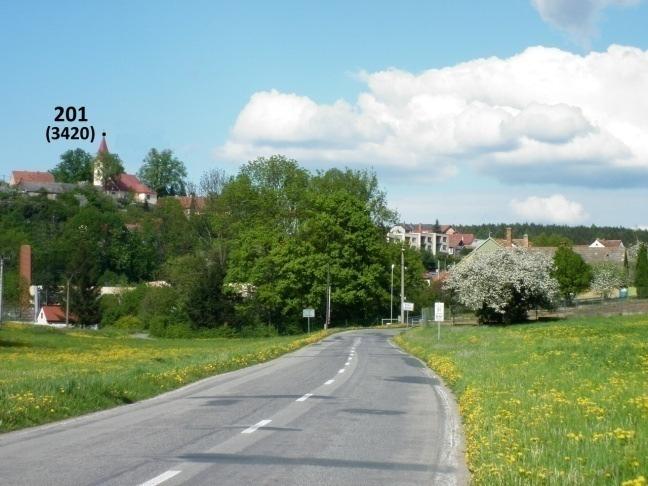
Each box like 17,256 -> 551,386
531,0 -> 641,43
217,45 -> 648,188
510,194 -> 589,224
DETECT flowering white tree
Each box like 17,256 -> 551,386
591,262 -> 624,299
444,248 -> 559,324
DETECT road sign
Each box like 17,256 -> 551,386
434,302 -> 444,322
303,308 -> 315,334
402,302 -> 414,312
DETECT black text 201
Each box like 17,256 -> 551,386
54,106 -> 88,122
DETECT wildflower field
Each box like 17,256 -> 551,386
0,323 -> 329,433
395,315 -> 648,485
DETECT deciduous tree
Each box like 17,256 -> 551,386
591,262 -> 623,299
444,248 -> 558,324
96,152 -> 125,188
552,245 -> 591,303
635,244 -> 648,298
51,149 -> 93,183
138,148 -> 188,196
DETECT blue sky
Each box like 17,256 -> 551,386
1,1 -> 647,227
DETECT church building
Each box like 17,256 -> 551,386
93,136 -> 157,205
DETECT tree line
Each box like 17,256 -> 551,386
455,223 -> 648,246
1,152 -> 434,335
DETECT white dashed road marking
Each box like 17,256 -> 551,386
139,470 -> 182,486
296,393 -> 313,402
324,379 -> 335,385
242,419 -> 272,434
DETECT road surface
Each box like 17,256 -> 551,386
0,329 -> 468,485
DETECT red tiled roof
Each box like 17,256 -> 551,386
41,305 -> 74,323
402,224 -> 454,234
176,196 -> 206,212
11,171 -> 55,185
597,239 -> 623,248
448,233 -> 475,248
114,173 -> 155,195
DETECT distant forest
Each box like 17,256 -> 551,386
453,223 -> 648,246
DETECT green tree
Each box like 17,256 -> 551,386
96,152 -> 125,188
221,157 -> 403,331
164,253 -> 231,329
50,149 -> 93,183
534,233 -> 573,247
138,148 -> 188,196
635,244 -> 648,298
552,245 -> 591,303
309,168 -> 396,227
61,220 -> 101,326
59,206 -> 129,325
155,198 -> 195,259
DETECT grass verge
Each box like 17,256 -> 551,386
394,315 -> 648,485
0,323 -> 331,433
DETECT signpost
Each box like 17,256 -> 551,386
434,302 -> 444,340
303,308 -> 315,333
402,302 -> 414,326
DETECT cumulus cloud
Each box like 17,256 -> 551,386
510,194 -> 589,224
531,0 -> 640,42
217,45 -> 648,188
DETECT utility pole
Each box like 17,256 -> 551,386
65,276 -> 71,326
390,263 -> 395,324
0,255 -> 5,324
400,246 -> 405,324
325,265 -> 331,330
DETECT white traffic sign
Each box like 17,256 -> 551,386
434,302 -> 445,322
302,308 -> 315,318
402,302 -> 414,312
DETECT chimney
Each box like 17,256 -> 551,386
418,223 -> 422,234
506,227 -> 512,247
523,234 -> 529,248
19,245 -> 31,312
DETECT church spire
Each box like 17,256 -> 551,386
94,134 -> 109,187
98,134 -> 109,154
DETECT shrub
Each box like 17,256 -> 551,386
138,286 -> 187,328
239,323 -> 279,338
113,315 -> 144,331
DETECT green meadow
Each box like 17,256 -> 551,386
395,315 -> 648,486
0,323 -> 329,433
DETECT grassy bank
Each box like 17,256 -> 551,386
0,323 -> 330,433
394,316 -> 648,485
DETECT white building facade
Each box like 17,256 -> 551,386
387,225 -> 449,255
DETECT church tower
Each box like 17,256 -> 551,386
93,135 -> 109,187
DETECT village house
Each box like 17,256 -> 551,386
461,228 -> 627,266
9,170 -> 77,200
589,238 -> 625,249
175,195 -> 207,216
10,170 -> 54,186
387,223 -> 478,256
36,305 -> 75,327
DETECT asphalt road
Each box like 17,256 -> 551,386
0,329 -> 468,486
